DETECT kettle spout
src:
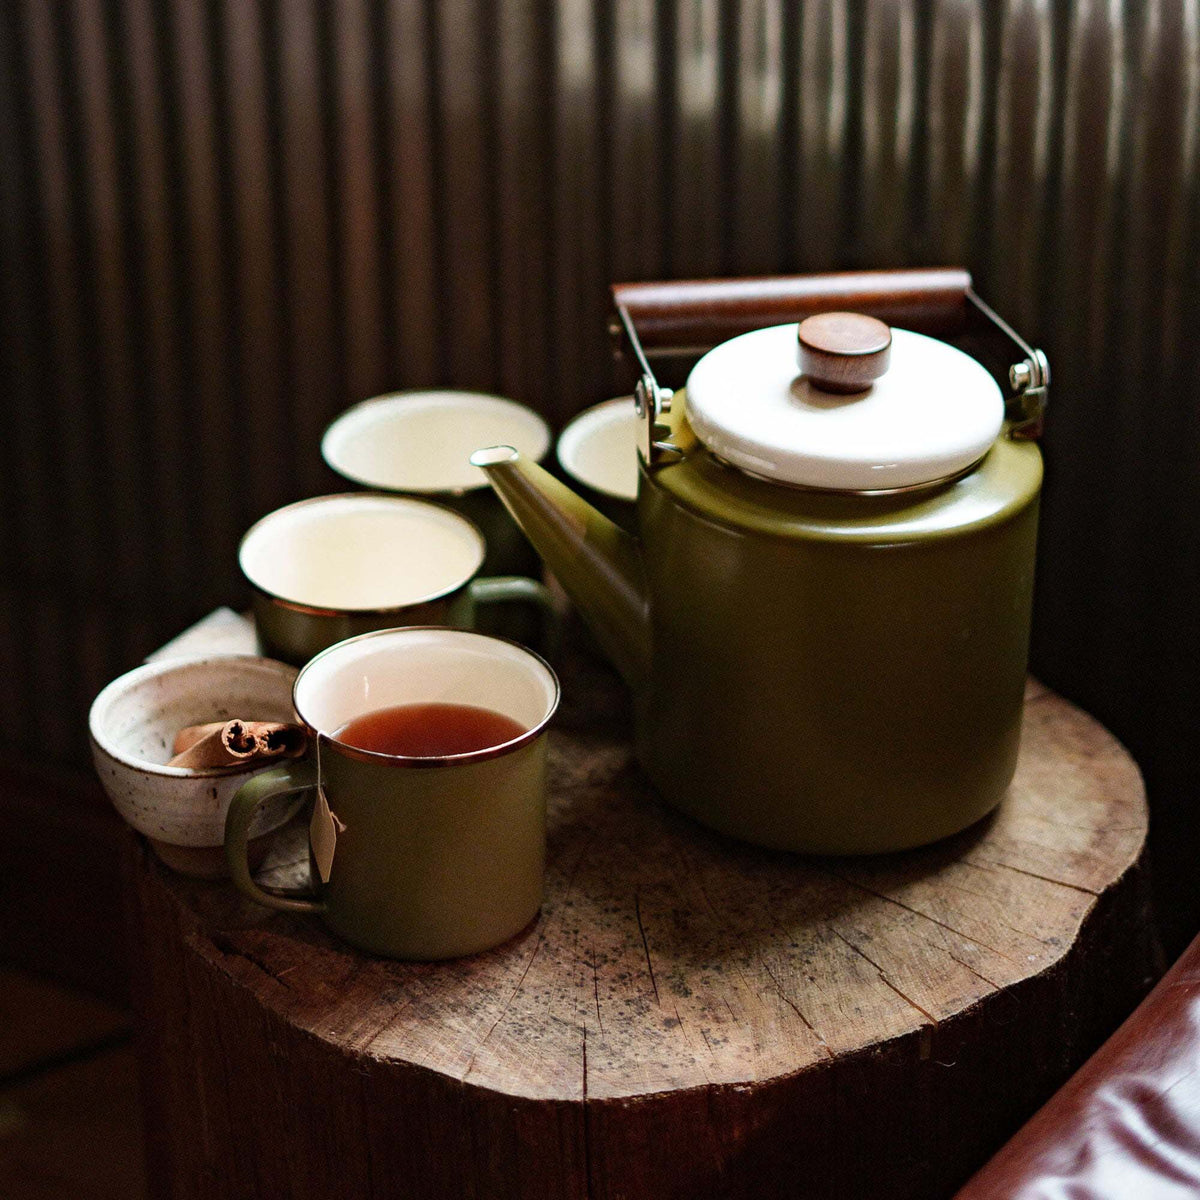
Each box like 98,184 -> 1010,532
470,446 -> 649,689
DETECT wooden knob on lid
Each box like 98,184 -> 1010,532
797,312 -> 893,394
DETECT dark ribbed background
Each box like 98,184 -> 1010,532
1,2 -> 1197,937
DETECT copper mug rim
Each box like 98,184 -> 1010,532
292,625 -> 561,769
238,492 -> 489,617
321,389 -> 552,497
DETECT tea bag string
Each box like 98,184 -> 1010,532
314,732 -> 344,827
316,731 -> 325,798
309,730 -> 345,885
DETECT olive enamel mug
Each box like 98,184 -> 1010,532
321,390 -> 552,579
239,493 -> 555,667
224,627 -> 560,960
556,396 -> 640,532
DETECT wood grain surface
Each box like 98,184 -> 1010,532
126,649 -> 1158,1200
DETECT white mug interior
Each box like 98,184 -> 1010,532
295,627 -> 559,753
556,397 -> 640,501
322,390 -> 552,494
239,494 -> 485,612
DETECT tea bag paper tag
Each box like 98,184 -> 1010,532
310,786 -> 344,884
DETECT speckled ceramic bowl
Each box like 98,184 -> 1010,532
89,655 -> 305,877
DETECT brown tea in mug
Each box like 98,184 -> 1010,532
334,703 -> 527,758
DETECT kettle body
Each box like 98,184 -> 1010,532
473,269 -> 1048,854
634,410 -> 1040,852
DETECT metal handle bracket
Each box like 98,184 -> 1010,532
612,274 -> 1051,463
966,288 -> 1050,439
616,303 -> 680,467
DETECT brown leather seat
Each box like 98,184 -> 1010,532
956,935 -> 1200,1198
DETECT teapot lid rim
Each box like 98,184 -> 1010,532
685,324 -> 1005,491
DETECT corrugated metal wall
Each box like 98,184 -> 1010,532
1,0 -> 1197,928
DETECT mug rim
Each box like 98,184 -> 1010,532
238,492 -> 488,615
293,626 -> 560,768
322,389 -> 553,497
555,396 -> 640,502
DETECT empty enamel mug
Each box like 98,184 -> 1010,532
556,397 -> 640,531
322,390 -> 552,578
239,493 -> 554,666
224,627 -> 559,959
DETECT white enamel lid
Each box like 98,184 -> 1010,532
684,322 -> 1005,491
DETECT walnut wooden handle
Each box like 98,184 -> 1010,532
611,267 -> 971,352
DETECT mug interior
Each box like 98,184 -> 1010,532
239,494 -> 485,612
322,390 -> 552,494
295,628 -> 559,755
556,397 -> 640,501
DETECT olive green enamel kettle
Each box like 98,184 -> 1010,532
472,269 -> 1049,854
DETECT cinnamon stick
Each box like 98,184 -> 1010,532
168,720 -> 307,769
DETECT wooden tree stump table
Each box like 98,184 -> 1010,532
125,633 -> 1157,1200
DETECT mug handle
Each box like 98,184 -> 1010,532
224,761 -> 327,914
456,576 -> 561,656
